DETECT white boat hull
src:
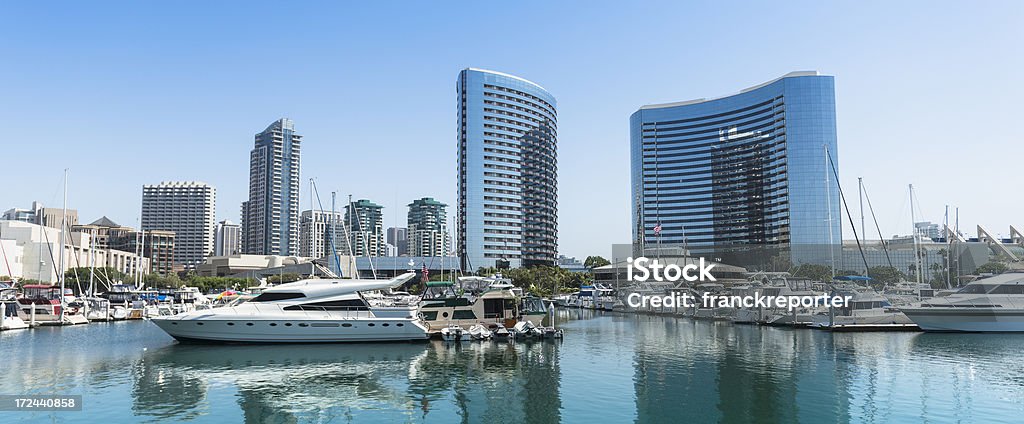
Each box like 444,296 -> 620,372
151,315 -> 430,343
902,308 -> 1024,332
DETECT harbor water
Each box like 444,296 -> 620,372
2,310 -> 1024,423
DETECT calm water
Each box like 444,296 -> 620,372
2,311 -> 1024,423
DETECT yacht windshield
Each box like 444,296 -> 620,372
958,284 -> 995,294
988,284 -> 1024,295
251,292 -> 306,302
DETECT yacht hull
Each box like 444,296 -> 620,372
151,317 -> 430,343
901,308 -> 1024,332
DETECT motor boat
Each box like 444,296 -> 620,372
17,284 -> 88,325
440,324 -> 466,342
150,273 -> 430,343
811,278 -> 916,330
418,278 -> 542,331
1,284 -> 28,330
901,272 -> 1024,332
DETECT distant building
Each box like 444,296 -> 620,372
72,216 -> 134,250
457,68 -> 559,271
214,220 -> 241,256
243,118 -> 301,256
915,221 -> 941,241
3,201 -> 78,229
197,254 -> 332,279
386,227 -> 408,256
556,255 -> 587,273
141,181 -> 216,269
298,210 -> 344,259
408,198 -> 450,257
0,220 -> 148,283
75,217 -> 176,275
117,230 -> 177,275
344,199 -> 387,257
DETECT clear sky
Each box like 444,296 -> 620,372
1,1 -> 1021,260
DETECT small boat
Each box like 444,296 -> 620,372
111,306 -> 128,320
1,299 -> 29,331
84,297 -> 111,321
440,324 -> 467,342
512,320 -> 541,338
467,323 -> 493,340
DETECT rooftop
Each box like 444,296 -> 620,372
639,71 -> 821,110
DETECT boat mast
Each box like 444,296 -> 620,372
88,228 -> 96,296
59,168 -> 68,321
825,145 -> 835,278
945,205 -> 951,290
909,184 -> 922,285
858,177 -> 865,243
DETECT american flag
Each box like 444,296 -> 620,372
421,263 -> 429,283
653,222 -> 662,236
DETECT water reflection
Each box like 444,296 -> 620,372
5,314 -> 1024,423
131,340 -> 562,423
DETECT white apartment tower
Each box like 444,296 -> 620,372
141,181 -> 216,269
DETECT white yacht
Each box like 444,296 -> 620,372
151,273 -> 430,343
901,272 -> 1024,332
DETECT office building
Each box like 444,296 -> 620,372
243,118 -> 301,256
387,227 -> 408,256
73,217 -> 175,275
344,199 -> 386,257
141,181 -> 216,269
457,68 -> 558,271
3,201 -> 78,229
407,197 -> 450,257
298,210 -> 344,259
630,71 -> 839,269
214,220 -> 242,256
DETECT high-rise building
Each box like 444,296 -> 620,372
214,220 -> 241,256
243,118 -> 301,256
630,71 -> 840,269
386,227 -> 408,256
2,201 -> 78,229
141,181 -> 216,269
407,197 -> 450,257
344,199 -> 386,257
457,68 -> 558,271
298,210 -> 344,259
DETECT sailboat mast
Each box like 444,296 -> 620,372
88,228 -> 96,296
858,177 -> 865,242
59,168 -> 68,319
909,184 -> 922,285
825,145 -> 835,278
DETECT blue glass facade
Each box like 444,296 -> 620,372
458,69 -> 557,271
630,72 -> 839,269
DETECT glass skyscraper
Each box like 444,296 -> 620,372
458,68 -> 558,271
243,118 -> 301,256
630,71 -> 839,269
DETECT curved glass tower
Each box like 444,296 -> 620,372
630,71 -> 839,269
458,68 -> 558,271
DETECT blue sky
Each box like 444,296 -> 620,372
1,1 -> 1021,260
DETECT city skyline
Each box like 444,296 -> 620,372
2,2 -> 1022,261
